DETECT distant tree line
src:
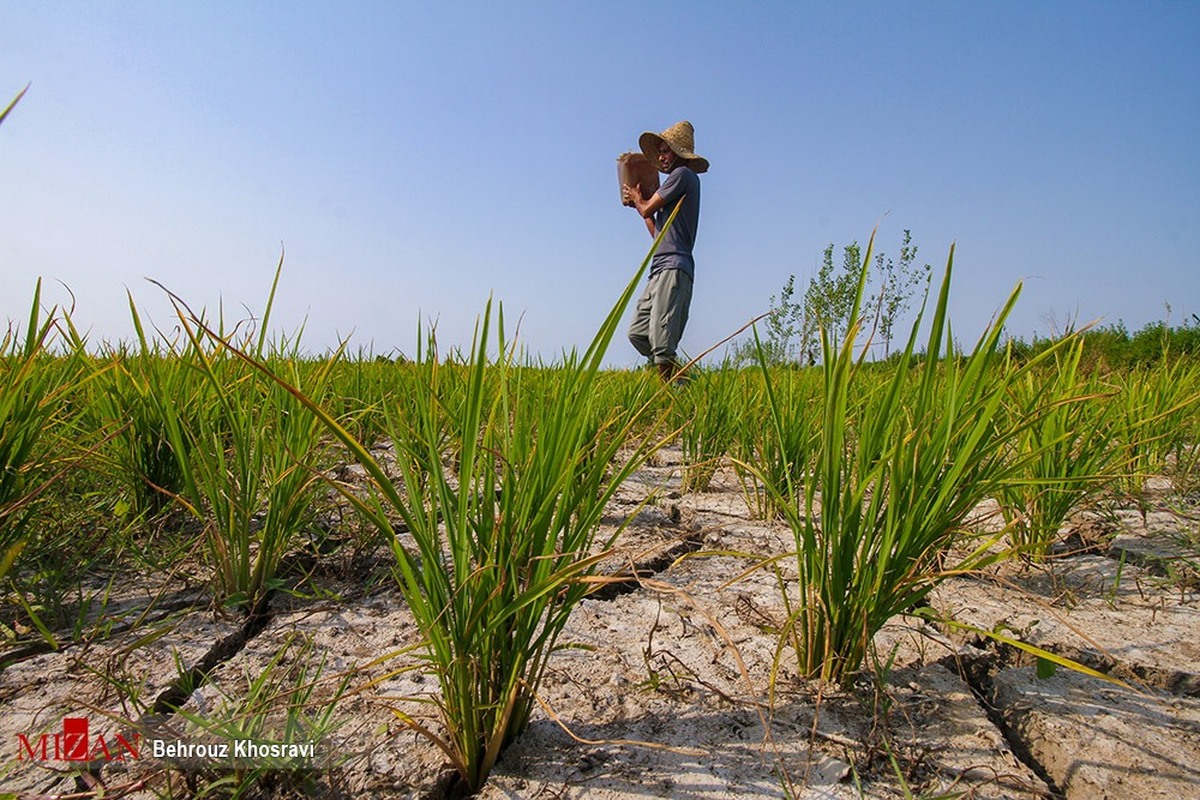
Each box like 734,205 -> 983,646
1005,316 -> 1200,370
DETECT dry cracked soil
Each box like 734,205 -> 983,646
2,446 -> 1198,799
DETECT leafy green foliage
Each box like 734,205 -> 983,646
871,229 -> 931,357
155,261 -> 337,616
1007,315 -> 1200,369
998,338 -> 1122,559
737,230 -> 930,366
0,281 -> 88,557
752,233 -> 1064,685
678,363 -> 743,493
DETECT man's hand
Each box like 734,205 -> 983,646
621,182 -> 641,208
625,185 -> 666,219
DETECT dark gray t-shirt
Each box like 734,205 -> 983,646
651,166 -> 700,279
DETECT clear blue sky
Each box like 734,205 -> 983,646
4,1 -> 1198,363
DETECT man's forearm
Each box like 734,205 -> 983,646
623,185 -> 666,237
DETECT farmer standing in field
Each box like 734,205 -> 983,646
621,120 -> 708,384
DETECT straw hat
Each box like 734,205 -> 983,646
639,120 -> 709,174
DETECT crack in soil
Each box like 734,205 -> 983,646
147,604 -> 274,716
73,600 -> 281,794
939,646 -> 1068,800
0,591 -> 210,672
588,527 -> 704,602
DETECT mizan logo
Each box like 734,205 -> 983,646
17,717 -> 141,762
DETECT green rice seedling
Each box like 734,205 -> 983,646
1113,359 -> 1200,497
1160,361 -> 1200,495
87,297 -> 208,520
161,632 -> 350,797
998,337 -> 1122,560
607,365 -> 669,446
1,281 -> 61,548
6,464 -> 150,641
327,353 -> 392,449
0,283 -> 122,643
1170,439 -> 1200,496
0,280 -> 90,556
729,371 -> 767,511
156,266 -> 339,616
216,215 -> 678,792
368,300 -> 660,792
678,362 -> 742,492
754,235 -> 1056,685
733,365 -> 821,519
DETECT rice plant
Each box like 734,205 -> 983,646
998,337 -> 1122,560
1113,359 -> 1200,496
87,297 -> 207,520
257,309 -> 660,791
678,363 -> 742,492
732,365 -> 821,519
393,309 -> 662,785
326,350 -> 399,450
159,632 -> 350,797
754,235 -> 1058,685
0,281 -> 87,559
198,212 -> 678,792
0,282 -> 115,644
156,265 -> 338,616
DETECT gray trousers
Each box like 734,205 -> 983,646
628,268 -> 693,365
